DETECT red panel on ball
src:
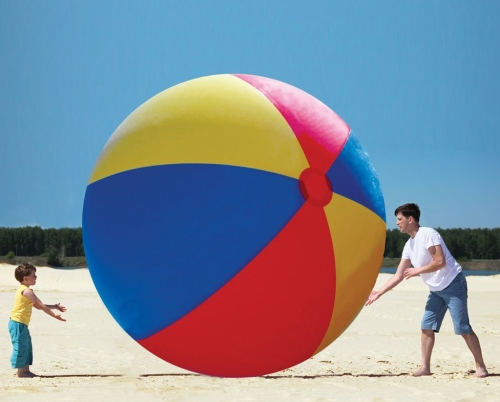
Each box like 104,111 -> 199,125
138,202 -> 336,377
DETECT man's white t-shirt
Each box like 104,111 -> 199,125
402,227 -> 462,291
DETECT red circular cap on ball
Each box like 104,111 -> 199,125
299,168 -> 333,207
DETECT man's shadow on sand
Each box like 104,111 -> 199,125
263,372 -> 500,379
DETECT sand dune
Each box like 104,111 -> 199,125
1,264 -> 499,401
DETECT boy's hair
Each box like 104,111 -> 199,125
394,203 -> 420,223
15,263 -> 36,283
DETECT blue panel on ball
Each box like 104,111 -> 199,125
326,132 -> 386,221
82,164 -> 303,340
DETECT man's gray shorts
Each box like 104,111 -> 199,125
421,272 -> 473,335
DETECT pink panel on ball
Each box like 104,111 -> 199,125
233,74 -> 350,173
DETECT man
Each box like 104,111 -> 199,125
366,203 -> 488,378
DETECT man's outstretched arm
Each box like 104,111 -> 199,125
365,258 -> 411,305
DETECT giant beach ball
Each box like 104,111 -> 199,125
82,74 -> 386,377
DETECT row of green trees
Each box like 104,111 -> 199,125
0,227 -> 84,258
385,228 -> 500,260
1,226 -> 499,261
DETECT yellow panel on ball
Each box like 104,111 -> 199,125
314,194 -> 386,354
89,75 -> 309,184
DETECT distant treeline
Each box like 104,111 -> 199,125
385,228 -> 500,260
1,226 -> 499,261
0,226 -> 84,257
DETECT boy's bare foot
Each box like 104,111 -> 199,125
17,371 -> 36,378
412,366 -> 432,377
17,367 -> 37,378
474,366 -> 488,378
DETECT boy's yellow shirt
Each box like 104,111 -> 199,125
11,284 -> 33,325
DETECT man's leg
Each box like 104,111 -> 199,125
462,332 -> 488,378
413,330 -> 434,376
417,291 -> 446,376
446,273 -> 488,378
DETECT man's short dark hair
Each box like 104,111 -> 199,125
394,203 -> 420,222
15,263 -> 36,283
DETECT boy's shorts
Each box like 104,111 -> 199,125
421,272 -> 473,335
8,319 -> 33,368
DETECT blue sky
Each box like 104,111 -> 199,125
1,1 -> 499,229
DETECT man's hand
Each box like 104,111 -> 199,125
365,290 -> 380,306
404,268 -> 420,280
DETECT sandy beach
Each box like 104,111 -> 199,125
1,264 -> 499,401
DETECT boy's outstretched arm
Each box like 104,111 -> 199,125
46,303 -> 67,312
22,288 -> 66,321
365,258 -> 411,306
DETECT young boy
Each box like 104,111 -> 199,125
8,263 -> 66,378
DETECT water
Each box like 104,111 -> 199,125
54,267 -> 500,276
380,268 -> 500,277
